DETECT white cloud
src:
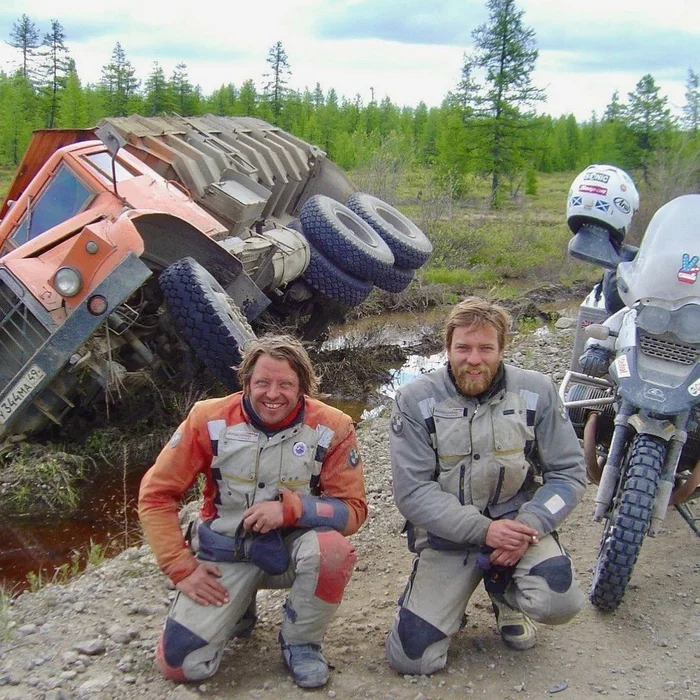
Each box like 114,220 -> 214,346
0,0 -> 697,119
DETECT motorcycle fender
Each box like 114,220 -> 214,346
627,414 -> 675,442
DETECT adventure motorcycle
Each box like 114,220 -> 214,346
559,167 -> 700,612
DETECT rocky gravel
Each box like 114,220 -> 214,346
2,316 -> 699,699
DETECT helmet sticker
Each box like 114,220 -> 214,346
579,184 -> 607,196
613,197 -> 631,214
583,171 -> 610,183
594,200 -> 610,213
570,195 -> 583,207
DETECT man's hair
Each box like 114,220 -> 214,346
444,297 -> 512,351
237,334 -> 319,396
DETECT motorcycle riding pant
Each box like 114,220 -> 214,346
155,528 -> 356,681
385,533 -> 585,675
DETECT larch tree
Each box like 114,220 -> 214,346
7,14 -> 41,82
263,41 -> 291,120
100,43 -> 140,117
38,19 -> 71,128
143,61 -> 175,116
170,63 -> 197,116
458,0 -> 545,206
682,68 -> 699,135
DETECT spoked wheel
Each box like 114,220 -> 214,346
589,434 -> 666,611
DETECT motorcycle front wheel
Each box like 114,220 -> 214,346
589,434 -> 666,611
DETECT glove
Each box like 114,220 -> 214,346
579,344 -> 612,377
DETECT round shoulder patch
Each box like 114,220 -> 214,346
391,414 -> 404,435
293,441 -> 307,457
169,430 -> 182,448
347,448 -> 360,468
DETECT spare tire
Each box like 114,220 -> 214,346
302,244 -> 373,308
346,192 -> 432,269
374,265 -> 414,294
300,195 -> 395,283
159,258 -> 256,390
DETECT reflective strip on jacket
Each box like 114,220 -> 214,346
139,393 -> 367,584
389,364 -> 585,552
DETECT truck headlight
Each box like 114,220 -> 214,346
53,267 -> 83,297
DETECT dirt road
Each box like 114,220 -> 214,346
1,324 -> 699,700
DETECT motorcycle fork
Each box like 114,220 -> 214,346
648,410 -> 689,537
593,401 -> 634,521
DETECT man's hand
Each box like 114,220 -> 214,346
489,541 -> 530,567
485,519 -> 539,550
243,501 -> 284,534
176,562 -> 229,606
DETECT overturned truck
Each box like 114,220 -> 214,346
0,114 -> 432,439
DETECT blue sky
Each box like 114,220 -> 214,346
0,0 -> 697,121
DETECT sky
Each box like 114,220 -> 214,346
0,0 -> 698,122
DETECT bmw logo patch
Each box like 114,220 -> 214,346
391,414 -> 404,435
348,448 -> 360,468
169,430 -> 182,448
293,441 -> 307,457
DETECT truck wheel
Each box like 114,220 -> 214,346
159,258 -> 256,391
302,244 -> 373,308
374,265 -> 414,294
300,195 -> 395,283
589,434 -> 665,612
346,192 -> 432,270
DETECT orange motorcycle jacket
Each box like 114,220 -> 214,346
139,393 -> 367,584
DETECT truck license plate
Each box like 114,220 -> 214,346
0,364 -> 47,424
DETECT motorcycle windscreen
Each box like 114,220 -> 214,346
617,194 -> 700,308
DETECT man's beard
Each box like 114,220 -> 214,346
454,363 -> 495,396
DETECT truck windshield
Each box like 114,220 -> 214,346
10,164 -> 94,246
84,152 -> 135,182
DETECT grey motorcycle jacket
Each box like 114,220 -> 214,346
389,363 -> 585,552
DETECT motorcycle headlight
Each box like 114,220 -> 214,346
671,304 -> 700,344
53,267 -> 83,297
636,305 -> 670,335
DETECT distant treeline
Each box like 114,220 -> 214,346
2,13 -> 699,202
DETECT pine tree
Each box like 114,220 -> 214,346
38,19 -> 71,128
682,68 -> 699,135
7,14 -> 41,82
143,62 -> 175,116
100,43 -> 140,117
457,0 -> 545,206
170,63 -> 196,116
263,41 -> 291,119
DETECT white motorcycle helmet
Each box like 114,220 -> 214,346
567,164 -> 640,243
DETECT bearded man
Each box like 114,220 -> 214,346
385,297 -> 586,675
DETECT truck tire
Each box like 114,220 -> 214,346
159,258 -> 256,391
346,192 -> 432,270
300,195 -> 395,283
302,244 -> 373,308
374,264 -> 414,294
589,434 -> 665,612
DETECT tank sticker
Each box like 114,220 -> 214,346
688,379 -> 700,397
615,355 -> 631,378
678,254 -> 699,284
579,184 -> 607,196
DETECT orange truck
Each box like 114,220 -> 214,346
0,115 -> 432,439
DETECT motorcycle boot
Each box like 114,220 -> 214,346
483,561 -> 537,651
279,633 -> 329,688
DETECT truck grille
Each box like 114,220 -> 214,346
639,331 -> 699,365
0,278 -> 50,384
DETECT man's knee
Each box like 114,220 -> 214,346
156,618 -> 224,682
513,555 -> 585,624
385,607 -> 449,676
310,530 -> 357,604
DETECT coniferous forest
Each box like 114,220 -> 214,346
1,6 -> 698,208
